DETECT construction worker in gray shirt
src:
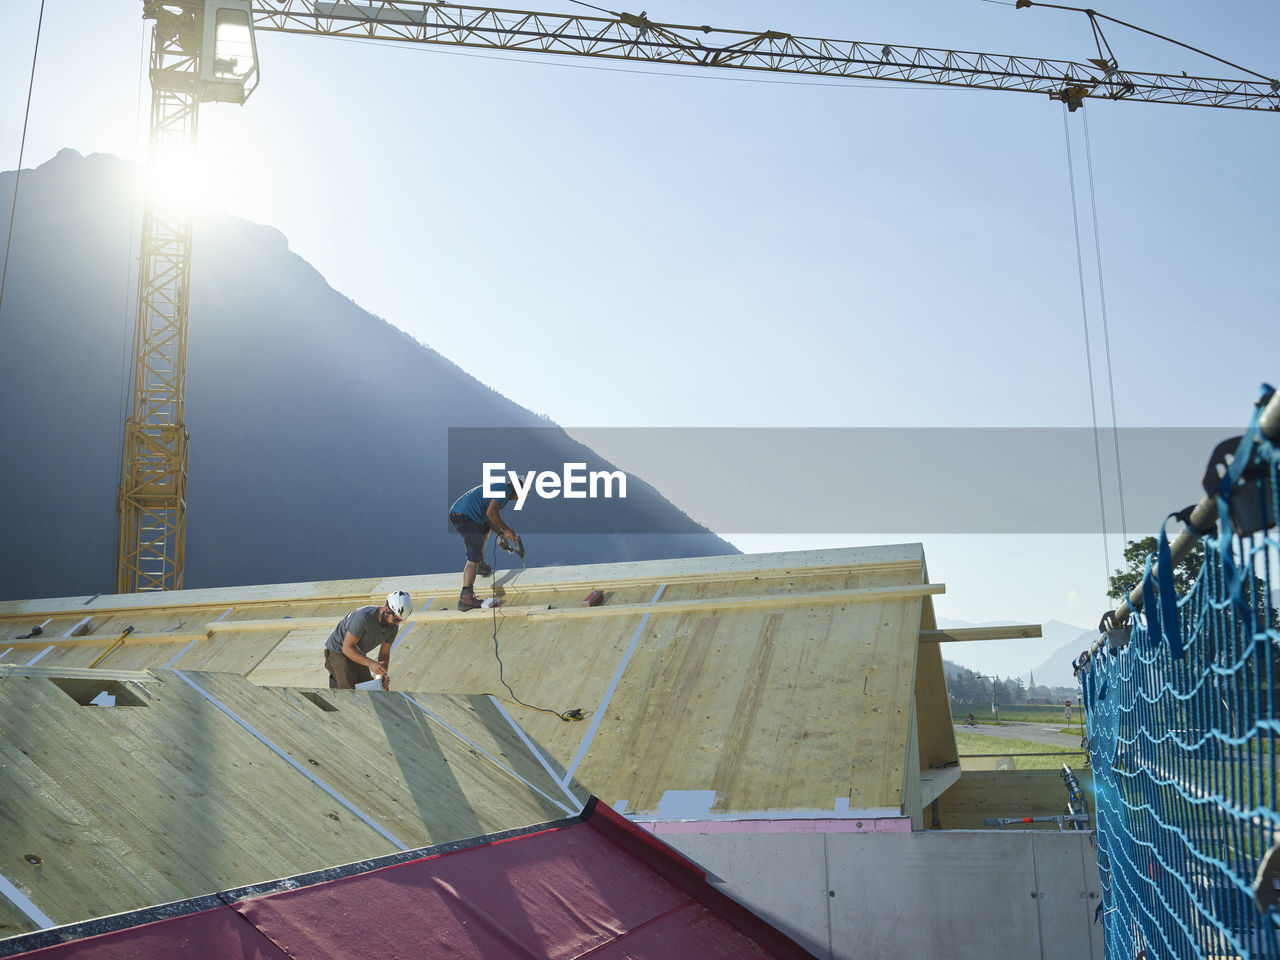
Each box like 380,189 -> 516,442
323,590 -> 412,690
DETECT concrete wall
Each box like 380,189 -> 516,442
663,830 -> 1104,960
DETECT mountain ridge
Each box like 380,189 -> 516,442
936,615 -> 1092,688
0,150 -> 735,601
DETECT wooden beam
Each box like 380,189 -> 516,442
442,555 -> 927,595
0,632 -> 209,651
919,764 -> 962,807
0,585 -> 388,621
933,769 -> 1081,829
1,546 -> 926,619
919,624 -> 1041,643
528,583 -> 944,619
209,583 -> 947,633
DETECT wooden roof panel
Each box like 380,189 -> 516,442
572,595 -> 925,815
396,691 -> 584,809
243,627 -> 331,687
1,547 -> 950,823
0,729 -> 190,929
0,672 -> 401,924
0,669 -> 577,933
181,673 -> 568,841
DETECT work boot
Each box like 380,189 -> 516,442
458,589 -> 484,612
476,561 -> 493,578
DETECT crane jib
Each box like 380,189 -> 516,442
251,0 -> 1280,112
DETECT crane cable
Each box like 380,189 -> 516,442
1061,102 -> 1128,588
1080,106 -> 1128,548
0,0 -> 47,321
564,0 -> 614,14
1021,2 -> 1276,85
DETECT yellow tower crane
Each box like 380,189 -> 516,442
115,0 -> 1280,593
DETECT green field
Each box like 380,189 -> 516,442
950,703 -> 1091,770
952,702 -> 1087,727
953,731 -> 1089,771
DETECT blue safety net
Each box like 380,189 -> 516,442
1083,387 -> 1280,959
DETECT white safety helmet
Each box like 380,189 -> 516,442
386,590 -> 413,620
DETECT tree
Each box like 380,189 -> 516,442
942,663 -> 989,702
1106,536 -> 1201,603
1107,535 -> 1278,631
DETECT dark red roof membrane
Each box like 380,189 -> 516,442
7,801 -> 813,960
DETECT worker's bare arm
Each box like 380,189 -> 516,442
377,642 -> 392,690
486,500 -> 515,539
342,631 -> 387,676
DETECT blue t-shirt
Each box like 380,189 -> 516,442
450,483 -> 508,524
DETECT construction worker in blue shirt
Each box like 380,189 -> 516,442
448,483 -> 519,610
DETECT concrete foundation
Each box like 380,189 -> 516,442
663,829 -> 1104,960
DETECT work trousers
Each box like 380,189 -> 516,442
324,647 -> 373,689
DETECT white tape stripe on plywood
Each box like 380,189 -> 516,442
164,609 -> 231,668
561,584 -> 665,787
172,671 -> 408,851
401,693 -> 575,817
25,646 -> 53,666
391,598 -> 431,653
486,695 -> 585,812
62,617 -> 91,637
0,869 -> 55,929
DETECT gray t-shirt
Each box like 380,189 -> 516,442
323,605 -> 398,655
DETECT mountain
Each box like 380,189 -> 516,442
0,150 -> 735,601
1026,627 -> 1099,689
950,586 -> 1280,690
935,617 -> 1093,688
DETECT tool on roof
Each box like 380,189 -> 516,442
88,626 -> 135,669
984,763 -> 1092,830
498,534 -> 525,566
983,813 -> 1091,829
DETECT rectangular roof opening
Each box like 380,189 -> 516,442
51,678 -> 148,707
301,691 -> 338,712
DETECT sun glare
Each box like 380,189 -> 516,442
138,127 -> 279,229
142,145 -> 211,214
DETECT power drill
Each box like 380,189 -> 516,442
499,533 -> 525,565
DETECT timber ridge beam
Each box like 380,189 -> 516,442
1,583 -> 946,647
919,625 -> 1042,643
0,554 -> 927,619
201,582 -> 946,631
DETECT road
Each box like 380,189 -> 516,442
954,721 -> 1085,751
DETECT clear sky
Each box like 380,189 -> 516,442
3,0 -> 1278,631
